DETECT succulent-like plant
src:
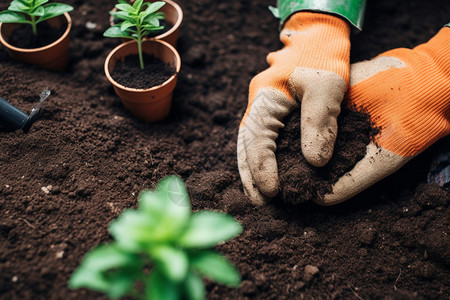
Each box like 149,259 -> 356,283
104,0 -> 166,69
69,175 -> 243,300
0,0 -> 73,36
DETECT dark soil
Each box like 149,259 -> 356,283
8,22 -> 65,49
276,109 -> 377,205
0,0 -> 449,300
111,53 -> 175,89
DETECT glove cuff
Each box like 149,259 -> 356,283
280,12 -> 351,85
273,0 -> 366,30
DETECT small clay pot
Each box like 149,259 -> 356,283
105,39 -> 181,123
0,13 -> 72,71
109,0 -> 183,47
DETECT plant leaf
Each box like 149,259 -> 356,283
0,11 -> 30,24
143,1 -> 165,15
33,0 -> 49,9
147,15 -> 160,27
183,271 -> 205,300
115,3 -> 135,14
146,269 -> 181,300
109,209 -> 163,251
190,251 -> 241,287
110,10 -> 135,22
268,6 -> 280,18
139,176 -> 191,238
132,0 -> 144,12
69,244 -> 143,299
142,26 -> 163,36
142,24 -> 163,32
38,3 -> 73,22
13,0 -> 29,5
120,20 -> 134,32
179,211 -> 243,248
150,245 -> 189,282
74,244 -> 142,272
70,268 -> 137,299
8,0 -> 30,12
104,26 -> 133,39
153,11 -> 166,19
29,5 -> 44,17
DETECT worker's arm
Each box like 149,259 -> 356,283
238,1 -> 366,204
318,25 -> 450,205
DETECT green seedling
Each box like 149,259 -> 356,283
104,0 -> 166,70
69,175 -> 243,300
0,0 -> 73,36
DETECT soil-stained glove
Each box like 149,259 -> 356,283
318,26 -> 450,205
238,12 -> 351,204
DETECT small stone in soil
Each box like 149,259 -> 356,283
303,265 -> 320,283
111,53 -> 176,89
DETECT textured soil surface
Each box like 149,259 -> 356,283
8,22 -> 66,49
111,54 -> 175,89
1,0 -> 449,299
276,110 -> 377,205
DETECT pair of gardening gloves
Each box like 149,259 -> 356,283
238,12 -> 450,205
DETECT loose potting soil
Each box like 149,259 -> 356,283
276,109 -> 377,205
7,22 -> 66,49
111,53 -> 176,89
0,0 -> 449,299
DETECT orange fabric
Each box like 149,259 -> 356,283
241,12 -> 351,127
347,27 -> 450,157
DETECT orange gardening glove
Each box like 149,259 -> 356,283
237,12 -> 351,204
317,26 -> 450,205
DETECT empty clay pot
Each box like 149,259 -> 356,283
0,13 -> 72,71
104,39 -> 181,123
109,0 -> 183,47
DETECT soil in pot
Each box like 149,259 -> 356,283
7,22 -> 66,49
275,108 -> 378,205
111,53 -> 176,89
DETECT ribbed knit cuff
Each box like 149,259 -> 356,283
282,12 -> 351,86
274,0 -> 366,30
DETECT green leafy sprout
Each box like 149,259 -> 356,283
69,175 -> 243,300
0,0 -> 73,36
104,0 -> 166,70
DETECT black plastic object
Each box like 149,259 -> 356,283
0,90 -> 50,133
428,151 -> 450,188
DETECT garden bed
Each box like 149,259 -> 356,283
0,0 -> 449,299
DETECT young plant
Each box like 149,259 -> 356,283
69,175 -> 243,300
104,0 -> 166,70
0,0 -> 73,36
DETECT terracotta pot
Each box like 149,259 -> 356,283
105,39 -> 181,123
0,13 -> 72,71
109,0 -> 183,47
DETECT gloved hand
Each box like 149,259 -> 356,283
317,26 -> 450,205
238,12 -> 351,204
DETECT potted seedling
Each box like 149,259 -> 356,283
104,0 -> 181,123
0,0 -> 73,71
110,0 -> 183,47
69,175 -> 243,300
